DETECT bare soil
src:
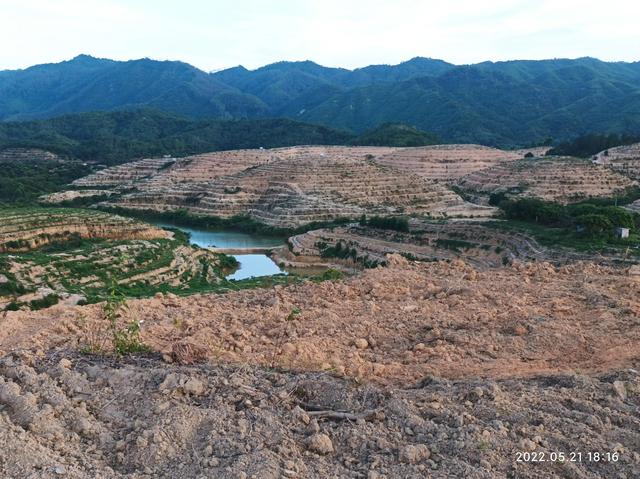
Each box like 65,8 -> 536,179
1,256 -> 639,478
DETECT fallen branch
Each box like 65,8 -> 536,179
305,409 -> 380,421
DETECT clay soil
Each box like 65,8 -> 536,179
1,256 -> 639,478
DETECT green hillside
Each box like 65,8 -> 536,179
1,55 -> 640,145
0,109 -> 354,165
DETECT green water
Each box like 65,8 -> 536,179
157,223 -> 286,280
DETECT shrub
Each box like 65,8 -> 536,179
361,215 -> 410,232
575,214 -> 613,235
501,198 -> 565,225
102,284 -> 150,356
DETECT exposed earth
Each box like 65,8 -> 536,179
1,255 -> 639,478
3,143 -> 640,478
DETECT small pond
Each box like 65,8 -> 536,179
156,223 -> 287,280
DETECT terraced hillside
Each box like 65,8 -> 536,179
0,208 -> 237,311
0,208 -> 168,252
0,148 -> 62,163
39,189 -> 115,205
65,146 -> 492,228
457,156 -> 637,204
72,157 -> 177,188
285,221 -> 559,270
373,144 -> 523,182
594,142 -> 640,180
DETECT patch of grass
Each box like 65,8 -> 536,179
435,238 -> 477,252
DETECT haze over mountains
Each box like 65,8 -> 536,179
1,54 -> 640,145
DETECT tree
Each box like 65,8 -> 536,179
575,214 -> 612,236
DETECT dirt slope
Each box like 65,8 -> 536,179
0,354 -> 637,478
3,256 -> 639,385
1,256 -> 639,478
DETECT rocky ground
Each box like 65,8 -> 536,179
0,353 -> 637,479
1,255 -> 639,477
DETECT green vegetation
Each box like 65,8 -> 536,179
315,240 -> 381,268
435,238 -> 477,252
3,55 -> 640,145
491,197 -> 640,252
350,123 -> 440,147
103,284 -> 150,356
0,158 -> 92,205
0,207 -> 348,311
0,110 -> 354,166
359,215 -> 410,232
549,133 -> 640,158
100,205 -> 354,237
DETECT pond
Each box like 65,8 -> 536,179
156,223 -> 287,280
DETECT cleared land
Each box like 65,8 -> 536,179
3,255 -> 639,385
457,156 -> 637,204
594,142 -> 640,180
0,148 -> 62,163
284,221 -> 567,270
0,256 -> 638,477
2,143 -> 640,478
373,144 -> 523,182
0,208 -> 167,253
61,146 -> 493,228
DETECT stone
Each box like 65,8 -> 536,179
58,358 -> 72,369
354,338 -> 369,350
399,444 -> 431,464
305,433 -> 334,454
184,378 -> 206,396
519,438 -> 537,451
612,381 -> 627,400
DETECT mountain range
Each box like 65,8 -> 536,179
2,55 -> 640,145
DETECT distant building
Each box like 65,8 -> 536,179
615,227 -> 630,239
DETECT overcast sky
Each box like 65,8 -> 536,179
1,0 -> 639,72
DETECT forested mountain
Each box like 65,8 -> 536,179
0,109 -> 444,165
0,109 -> 353,164
1,55 -> 639,145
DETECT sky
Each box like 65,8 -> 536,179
1,0 -> 639,72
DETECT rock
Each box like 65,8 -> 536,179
53,465 -> 66,475
159,373 -> 180,392
292,405 -> 310,424
183,378 -> 206,396
305,433 -> 334,454
281,342 -> 296,354
0,274 -> 9,284
354,338 -> 369,350
307,419 -> 320,434
58,358 -> 72,369
519,438 -> 537,451
612,381 -> 627,400
466,387 -> 484,402
399,444 -> 430,464
62,294 -> 86,306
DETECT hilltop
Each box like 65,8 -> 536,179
1,55 -> 640,145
